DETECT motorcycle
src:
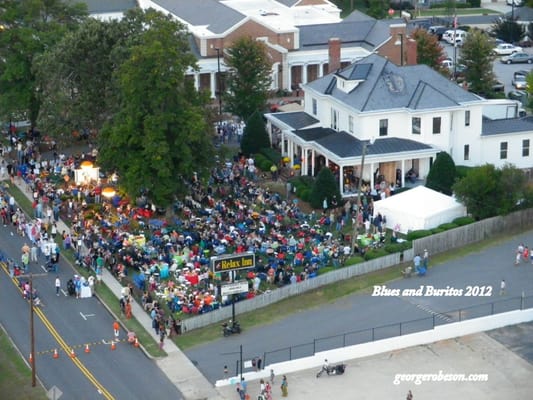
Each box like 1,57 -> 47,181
316,363 -> 346,378
222,320 -> 241,337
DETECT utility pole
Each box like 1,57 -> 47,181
30,273 -> 36,387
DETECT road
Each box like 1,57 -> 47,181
0,222 -> 181,399
185,229 -> 533,384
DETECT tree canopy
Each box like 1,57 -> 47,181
34,17 -> 123,135
223,36 -> 272,122
491,17 -> 525,44
459,29 -> 496,97
452,163 -> 531,220
0,0 -> 87,125
97,9 -> 215,207
240,111 -> 270,156
425,152 -> 456,195
310,167 -> 342,210
411,28 -> 447,72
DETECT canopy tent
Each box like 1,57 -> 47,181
373,186 -> 467,234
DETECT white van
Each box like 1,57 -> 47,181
443,29 -> 467,46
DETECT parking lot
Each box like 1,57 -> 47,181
442,42 -> 532,97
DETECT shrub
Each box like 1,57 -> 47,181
431,228 -> 445,234
260,148 -> 282,165
453,216 -> 476,226
345,256 -> 365,265
384,243 -> 409,254
406,230 -> 432,241
299,188 -> 312,203
455,165 -> 474,179
364,248 -> 388,260
437,223 -> 459,231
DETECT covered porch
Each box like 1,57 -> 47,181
265,112 -> 439,198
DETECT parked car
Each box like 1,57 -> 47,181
501,52 -> 533,64
506,0 -> 524,6
493,43 -> 523,56
508,89 -> 529,106
428,26 -> 447,40
442,29 -> 467,46
492,79 -> 505,92
512,70 -> 529,89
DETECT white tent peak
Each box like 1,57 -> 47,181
373,186 -> 467,234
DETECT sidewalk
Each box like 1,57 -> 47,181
8,174 -> 223,400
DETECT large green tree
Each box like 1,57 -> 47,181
0,0 -> 87,125
365,0 -> 388,19
459,29 -> 496,97
98,9 -> 215,207
491,17 -> 525,44
425,152 -> 456,195
240,110 -> 270,156
224,36 -> 272,122
34,18 -> 123,136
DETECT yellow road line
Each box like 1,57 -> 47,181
0,262 -> 115,399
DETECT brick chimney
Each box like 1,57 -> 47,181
328,38 -> 341,73
406,38 -> 417,66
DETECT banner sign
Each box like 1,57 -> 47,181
211,253 -> 255,273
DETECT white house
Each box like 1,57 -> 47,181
265,52 -> 533,197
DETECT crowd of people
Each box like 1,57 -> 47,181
0,127 -> 391,328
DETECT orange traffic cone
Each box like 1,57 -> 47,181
110,340 -> 116,351
29,352 -> 33,364
134,338 -> 139,348
85,344 -> 90,353
53,349 -> 59,359
70,348 -> 76,358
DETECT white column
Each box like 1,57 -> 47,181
339,166 -> 344,196
210,72 -> 216,99
194,73 -> 200,91
302,64 -> 308,84
282,53 -> 290,91
311,150 -> 315,176
318,63 -> 324,78
286,65 -> 292,91
370,162 -> 375,189
401,159 -> 405,187
300,147 -> 305,175
289,141 -> 294,167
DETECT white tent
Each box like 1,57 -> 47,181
373,186 -> 467,234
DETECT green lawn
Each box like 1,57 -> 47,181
0,328 -> 47,399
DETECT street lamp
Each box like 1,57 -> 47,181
215,48 -> 223,121
394,33 -> 404,66
351,137 -> 375,255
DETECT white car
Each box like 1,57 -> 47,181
493,43 -> 523,56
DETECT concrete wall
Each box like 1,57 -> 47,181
216,308 -> 533,386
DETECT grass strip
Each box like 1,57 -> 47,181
0,327 -> 47,399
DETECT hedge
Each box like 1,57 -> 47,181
384,241 -> 412,254
453,216 -> 475,226
406,229 -> 432,241
431,228 -> 445,234
254,153 -> 273,171
364,248 -> 388,261
437,223 -> 459,231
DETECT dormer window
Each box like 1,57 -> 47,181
335,63 -> 372,93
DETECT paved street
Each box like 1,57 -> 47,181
0,222 -> 181,399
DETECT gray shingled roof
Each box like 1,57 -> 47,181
73,0 -> 136,14
305,54 -> 481,112
270,112 -> 319,130
298,20 -> 389,51
293,129 -> 433,158
482,116 -> 533,136
151,0 -> 246,34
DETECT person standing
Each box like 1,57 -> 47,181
113,320 -> 120,339
280,375 -> 288,397
55,276 -> 61,296
422,249 -> 429,269
125,298 -> 132,319
500,279 -> 506,296
30,243 -> 38,264
270,369 -> 275,384
21,251 -> 29,274
406,390 -> 413,400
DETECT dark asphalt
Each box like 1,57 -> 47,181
0,222 -> 180,399
185,229 -> 533,383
